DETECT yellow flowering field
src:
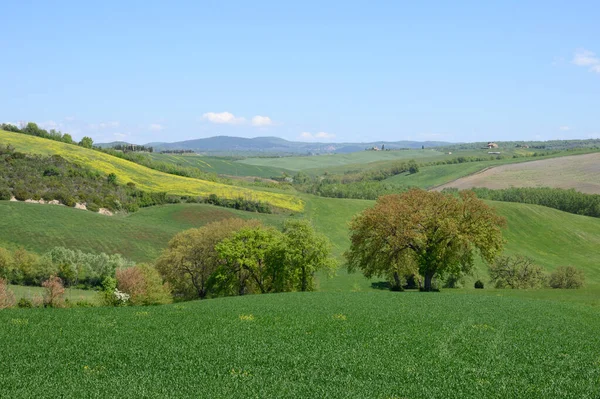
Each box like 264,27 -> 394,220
0,130 -> 303,211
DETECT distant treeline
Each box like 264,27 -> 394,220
442,139 -> 600,151
159,149 -> 195,154
446,187 -> 600,218
111,144 -> 154,153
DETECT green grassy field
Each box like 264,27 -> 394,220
237,149 -> 446,171
385,150 -> 600,190
8,284 -> 100,304
0,202 -> 288,262
435,152 -> 600,194
0,130 -> 303,211
148,153 -> 293,178
1,291 -> 599,398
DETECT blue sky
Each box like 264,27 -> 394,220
1,1 -> 599,144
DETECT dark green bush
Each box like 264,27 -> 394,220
17,297 -> 33,308
474,280 -> 484,289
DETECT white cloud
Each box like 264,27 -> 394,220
113,133 -> 128,139
298,131 -> 336,140
89,121 -> 120,130
559,126 -> 571,131
202,112 -> 245,125
251,115 -> 274,127
572,49 -> 600,74
149,123 -> 164,131
40,120 -> 60,129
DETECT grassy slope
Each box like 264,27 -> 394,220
236,149 -> 445,171
148,153 -> 292,178
385,150 -> 600,189
1,291 -> 599,398
0,130 -> 302,211
0,202 -> 287,261
3,198 -> 600,289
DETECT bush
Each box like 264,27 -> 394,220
0,278 -> 16,309
0,188 -> 11,200
116,264 -> 172,305
488,255 -> 547,289
41,276 -> 66,307
17,297 -> 33,308
474,280 -> 484,289
549,266 -> 585,289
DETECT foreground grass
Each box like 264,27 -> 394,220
1,291 -> 598,398
0,130 -> 303,211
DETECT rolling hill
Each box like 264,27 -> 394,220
434,152 -> 600,193
112,135 -> 451,154
0,130 -> 303,211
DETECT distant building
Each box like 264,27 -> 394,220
487,142 -> 499,149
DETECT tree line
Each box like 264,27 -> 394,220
1,122 -> 95,149
455,187 -> 600,218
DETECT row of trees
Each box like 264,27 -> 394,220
110,144 -> 154,153
463,187 -> 600,218
0,246 -> 134,288
156,218 -> 337,300
1,122 -> 94,149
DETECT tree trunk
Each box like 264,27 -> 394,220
301,266 -> 307,291
423,272 -> 435,292
392,271 -> 402,291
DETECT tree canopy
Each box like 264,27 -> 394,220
345,189 -> 506,291
156,218 -> 260,300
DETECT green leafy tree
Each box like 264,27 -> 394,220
488,255 -> 546,289
549,266 -> 585,289
79,136 -> 94,149
282,219 -> 337,291
346,189 -> 506,291
156,218 -> 260,299
214,226 -> 284,295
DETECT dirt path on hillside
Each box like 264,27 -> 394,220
433,152 -> 600,194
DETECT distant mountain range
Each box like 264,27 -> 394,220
97,136 -> 451,154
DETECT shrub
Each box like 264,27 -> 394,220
474,280 -> 484,289
549,266 -> 585,289
0,278 -> 16,309
17,297 -> 33,308
0,188 -> 11,200
116,264 -> 172,305
488,255 -> 546,289
100,276 -> 130,306
41,276 -> 66,307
